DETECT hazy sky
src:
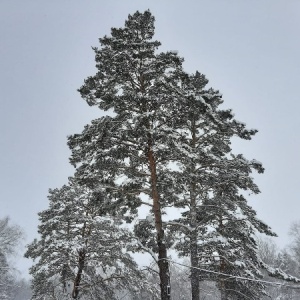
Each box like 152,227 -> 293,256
1,0 -> 300,278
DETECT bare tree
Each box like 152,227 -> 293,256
0,216 -> 24,299
0,217 -> 23,255
289,221 -> 300,265
257,235 -> 300,300
256,236 -> 278,266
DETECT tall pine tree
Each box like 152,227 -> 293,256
169,71 -> 300,299
168,71 -> 278,299
68,10 -> 185,300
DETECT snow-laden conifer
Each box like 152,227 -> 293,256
168,71 -> 281,299
26,178 -> 154,299
68,10 -> 185,300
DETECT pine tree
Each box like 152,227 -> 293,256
200,173 -> 272,300
167,71 -> 279,299
68,10 -> 185,299
26,178 -> 153,300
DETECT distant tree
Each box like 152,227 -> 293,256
256,237 -> 278,267
0,251 -> 14,300
0,217 -> 23,257
26,179 -> 154,300
0,217 -> 23,300
68,10 -> 185,300
289,221 -> 300,267
257,236 -> 300,299
11,278 -> 32,300
169,261 -> 191,300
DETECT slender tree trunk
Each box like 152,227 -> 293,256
220,258 -> 227,300
190,203 -> 200,300
219,216 -> 227,300
148,147 -> 171,300
72,248 -> 86,299
190,231 -> 200,300
190,120 -> 200,300
140,69 -> 170,299
61,263 -> 68,293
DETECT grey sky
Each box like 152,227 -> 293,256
1,0 -> 300,278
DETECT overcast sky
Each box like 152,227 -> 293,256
1,0 -> 300,278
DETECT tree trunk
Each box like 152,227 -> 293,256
190,230 -> 200,300
148,148 -> 171,300
190,120 -> 200,300
72,248 -> 86,299
219,216 -> 227,300
220,287 -> 227,300
220,259 -> 227,300
190,183 -> 200,300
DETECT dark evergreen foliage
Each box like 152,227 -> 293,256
68,10 -> 186,300
25,179 -> 154,299
167,71 -> 278,299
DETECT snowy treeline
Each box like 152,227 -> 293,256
0,217 -> 31,299
25,10 -> 300,300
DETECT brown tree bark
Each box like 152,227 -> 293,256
219,216 -> 227,300
72,248 -> 86,299
148,147 -> 171,300
190,231 -> 200,300
190,120 -> 200,300
190,199 -> 200,300
220,257 -> 227,300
